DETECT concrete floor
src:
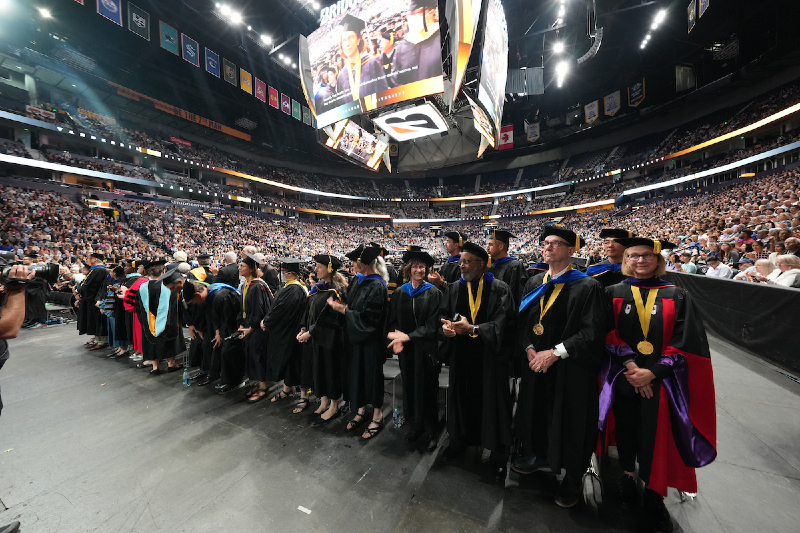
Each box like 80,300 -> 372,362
0,326 -> 798,533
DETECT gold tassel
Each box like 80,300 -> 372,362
328,254 -> 333,273
653,240 -> 661,255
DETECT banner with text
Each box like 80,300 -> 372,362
628,78 -> 645,107
584,100 -> 599,124
604,90 -> 621,116
269,86 -> 279,109
255,78 -> 266,102
688,0 -> 697,33
182,34 -> 200,67
97,0 -> 123,26
223,58 -> 237,85
205,48 -> 220,77
524,121 -> 540,142
281,94 -> 291,114
240,69 -> 252,94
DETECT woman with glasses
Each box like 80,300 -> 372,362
600,237 -> 717,532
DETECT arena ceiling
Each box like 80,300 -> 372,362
4,0 -> 799,176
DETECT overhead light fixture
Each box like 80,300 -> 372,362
645,33 -> 651,40
39,7 -> 51,18
230,11 -> 242,23
556,60 -> 569,87
292,63 -> 297,68
278,53 -> 284,60
219,4 -> 231,16
655,9 -> 667,24
553,41 -> 564,53
261,34 -> 271,43
312,1 -> 320,9
640,43 -> 645,49
247,25 -> 252,30
651,23 -> 658,30
558,6 -> 565,17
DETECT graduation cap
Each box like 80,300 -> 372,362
243,252 -> 265,270
488,229 -> 515,245
460,242 -> 489,262
279,258 -> 304,273
358,246 -> 383,265
160,268 -> 185,285
444,231 -> 465,247
338,14 -> 366,36
144,258 -> 167,269
615,237 -> 677,255
90,252 -> 105,260
24,251 -> 39,259
345,245 -> 365,262
599,228 -> 634,240
196,252 -> 212,259
539,226 -> 584,249
112,265 -> 125,277
368,242 -> 387,256
402,248 -> 434,267
313,254 -> 342,273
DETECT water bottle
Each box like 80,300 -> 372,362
182,368 -> 191,388
393,405 -> 404,428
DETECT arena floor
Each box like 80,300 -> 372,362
0,326 -> 797,533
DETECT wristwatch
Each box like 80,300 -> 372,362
472,325 -> 479,337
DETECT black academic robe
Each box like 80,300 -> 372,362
515,272 -> 606,478
438,274 -> 514,452
390,30 -> 442,87
601,279 -> 716,497
439,256 -> 462,286
77,266 -> 107,335
204,286 -> 242,382
213,263 -> 240,288
586,260 -> 626,288
386,283 -> 442,434
261,267 -> 280,295
134,279 -> 183,362
240,278 -> 273,382
303,283 -> 346,399
95,275 -> 111,337
23,278 -> 48,324
344,276 -> 389,409
489,257 -> 528,309
336,55 -> 389,101
263,282 -> 306,383
386,263 -> 399,296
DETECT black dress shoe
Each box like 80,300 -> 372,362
619,474 -> 638,507
195,376 -> 214,386
149,368 -> 162,376
216,383 -> 235,394
494,466 -> 507,484
555,474 -> 581,508
405,428 -> 425,443
425,437 -> 438,453
214,382 -> 226,390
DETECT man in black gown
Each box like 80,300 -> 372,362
21,252 -> 48,329
239,253 -> 273,403
428,230 -> 465,289
77,252 -> 108,348
389,0 -> 442,87
513,227 -> 607,508
188,252 -> 213,283
438,242 -> 514,479
135,267 -> 186,375
487,229 -> 528,309
586,228 -> 632,287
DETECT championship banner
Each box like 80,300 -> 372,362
584,100 -> 599,124
127,3 -> 150,40
182,34 -> 200,67
96,0 -> 122,26
302,106 -> 311,125
240,69 -> 253,94
628,78 -> 645,107
159,21 -> 179,55
292,99 -> 301,120
604,90 -> 621,116
281,94 -> 291,115
524,121 -> 540,142
268,86 -> 279,109
205,48 -> 220,78
223,59 -> 237,86
699,0 -> 709,17
254,78 -> 266,102
687,0 -> 697,33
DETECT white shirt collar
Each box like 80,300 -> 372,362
548,264 -> 571,280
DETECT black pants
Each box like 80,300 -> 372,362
613,378 -> 660,484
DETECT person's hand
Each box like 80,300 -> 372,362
189,325 -> 198,339
530,348 -> 558,373
526,347 -> 536,362
327,296 -> 347,314
387,329 -> 411,354
297,330 -> 311,343
441,318 -> 456,338
427,269 -> 444,288
260,319 -> 267,331
637,383 -> 654,399
452,316 -> 473,336
239,326 -> 253,338
625,367 -> 656,388
209,265 -> 219,275
212,331 -> 223,348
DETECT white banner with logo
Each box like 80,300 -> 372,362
524,120 -> 540,142
584,100 -> 599,124
26,105 -> 56,120
604,91 -> 621,116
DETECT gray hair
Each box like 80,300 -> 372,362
776,254 -> 800,269
224,251 -> 237,264
371,256 -> 389,283
754,259 -> 775,273
177,262 -> 191,274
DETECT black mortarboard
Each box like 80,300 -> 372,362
279,258 -> 303,273
599,228 -> 634,240
165,262 -> 180,272
160,268 -> 185,285
313,254 -> 343,273
489,229 -> 515,245
243,252 -> 264,270
368,242 -> 387,256
345,245 -> 365,262
444,231 -> 465,246
91,252 -> 105,260
357,246 -> 383,265
144,258 -> 167,269
112,265 -> 125,277
402,249 -> 434,267
460,242 -> 489,262
540,226 -> 584,249
380,27 -> 393,40
339,14 -> 366,35
24,251 -> 39,259
196,252 -> 212,259
615,238 -> 677,254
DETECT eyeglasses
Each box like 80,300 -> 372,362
627,253 -> 657,262
459,258 -> 482,265
542,240 -> 570,249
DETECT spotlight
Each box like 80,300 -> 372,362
39,7 -> 51,18
247,25 -> 252,30
553,41 -> 564,53
651,23 -> 658,30
558,6 -> 565,17
261,34 -> 271,43
219,4 -> 231,15
645,33 -> 651,40
312,1 -> 320,9
655,9 -> 666,24
292,63 -> 297,68
230,11 -> 242,23
278,53 -> 284,60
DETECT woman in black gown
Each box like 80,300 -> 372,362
239,253 -> 274,403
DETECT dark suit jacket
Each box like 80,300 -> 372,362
213,263 -> 240,288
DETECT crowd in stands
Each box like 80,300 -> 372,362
0,140 -> 31,159
45,149 -> 156,181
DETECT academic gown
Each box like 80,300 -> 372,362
335,55 -> 389,102
386,263 -> 399,297
123,276 -> 147,353
386,282 -> 442,434
261,267 -> 280,295
490,256 -> 528,377
600,278 -> 716,497
303,282 -> 346,399
263,282 -> 306,384
390,29 -> 442,87
344,275 -> 389,409
95,275 -> 111,337
23,278 -> 48,324
202,285 -> 242,383
118,274 -> 141,348
77,265 -> 107,335
515,271 -> 606,478
586,260 -> 627,288
240,278 -> 273,382
213,263 -> 240,288
439,255 -> 462,285
134,279 -> 183,362
438,273 -> 514,453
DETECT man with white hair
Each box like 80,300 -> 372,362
210,251 -> 240,287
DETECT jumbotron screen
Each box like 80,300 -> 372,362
477,0 -> 508,138
301,0 -> 445,129
325,120 -> 389,171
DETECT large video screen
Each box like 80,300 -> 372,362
477,0 -> 508,138
301,0 -> 445,129
325,120 -> 389,171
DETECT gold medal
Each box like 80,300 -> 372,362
637,340 -> 654,355
631,286 -> 660,357
533,323 -> 544,335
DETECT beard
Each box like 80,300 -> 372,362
461,270 -> 476,282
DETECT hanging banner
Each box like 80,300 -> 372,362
687,0 -> 697,33
159,21 -> 179,55
281,94 -> 291,114
127,3 -> 150,41
584,100 -> 599,124
604,90 -> 621,116
268,86 -> 279,109
223,59 -> 237,86
205,48 -> 220,78
240,69 -> 253,94
699,0 -> 709,17
524,121 -> 540,142
292,99 -> 301,120
169,136 -> 191,148
78,108 -> 116,125
302,106 -> 311,125
75,0 -> 84,4
498,125 -> 514,150
96,0 -> 123,26
255,78 -> 266,102
628,78 -> 645,107
182,34 -> 200,67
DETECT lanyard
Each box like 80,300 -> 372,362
534,268 -> 570,335
466,276 -> 484,336
346,58 -> 362,101
630,286 -> 659,355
